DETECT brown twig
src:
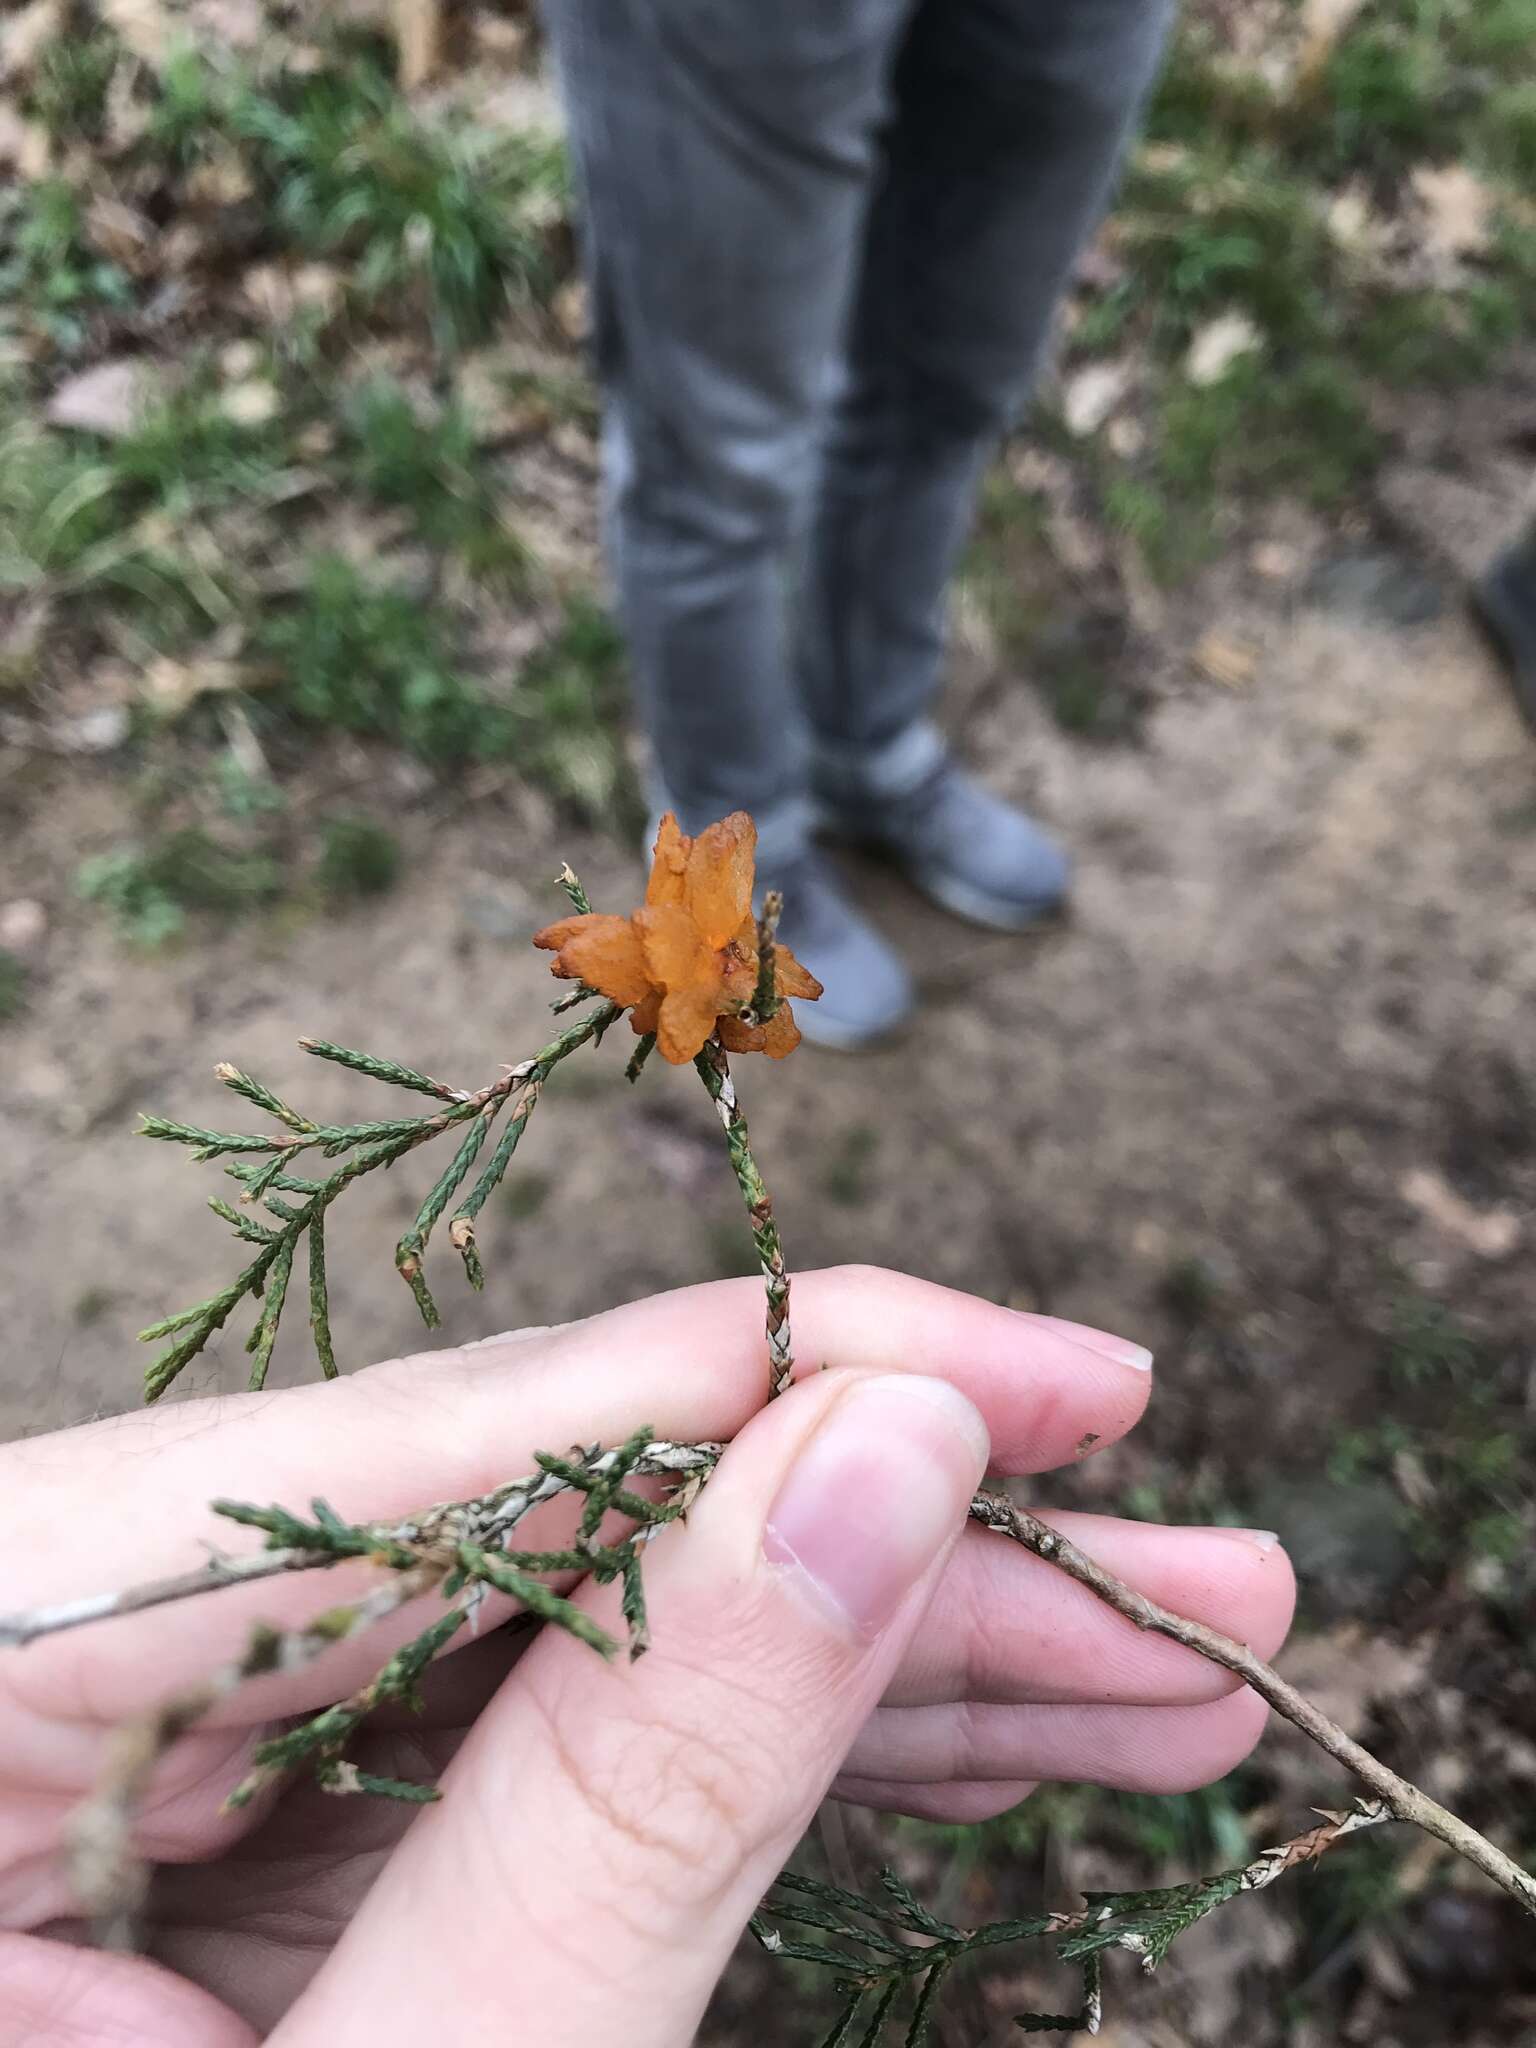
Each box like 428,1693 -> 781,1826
969,1490 -> 1536,1917
0,1545 -> 320,1648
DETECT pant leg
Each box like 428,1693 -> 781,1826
541,0 -> 911,855
797,0 -> 1175,784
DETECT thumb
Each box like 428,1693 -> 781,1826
274,1369 -> 988,2047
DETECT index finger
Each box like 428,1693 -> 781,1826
1,1267 -> 1151,1723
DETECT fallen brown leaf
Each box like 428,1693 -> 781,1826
1410,162 -> 1495,282
86,196 -> 157,275
1185,311 -> 1262,388
0,105 -> 53,179
98,0 -> 174,68
1295,0 -> 1371,92
1061,359 -> 1129,438
46,358 -> 164,437
1399,1165 -> 1520,1258
1193,630 -> 1259,688
0,0 -> 63,79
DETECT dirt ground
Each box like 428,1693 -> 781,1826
6,427 -> 1536,2038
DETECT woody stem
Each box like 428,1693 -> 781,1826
694,1036 -> 793,1400
749,891 -> 784,1022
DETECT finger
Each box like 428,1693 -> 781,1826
270,1368 -> 990,2048
838,1688 -> 1271,1796
884,1514 -> 1294,1707
0,1930 -> 255,2048
3,1270 -> 1150,1727
833,1779 -> 1037,1824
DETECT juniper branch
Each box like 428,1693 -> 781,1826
65,1564 -> 444,1948
140,1002 -> 620,1399
18,1434 -> 722,1936
694,1034 -> 794,1400
0,1441 -> 722,1651
968,1490 -> 1536,1916
756,1806 -> 1391,2039
747,889 -> 785,1023
296,1038 -> 468,1101
0,1545 -> 324,1649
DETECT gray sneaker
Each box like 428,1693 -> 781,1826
817,756 -> 1070,933
761,848 -> 913,1050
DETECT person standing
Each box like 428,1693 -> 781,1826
543,0 -> 1175,1045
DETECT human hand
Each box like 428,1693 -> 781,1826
0,1266 -> 1292,2046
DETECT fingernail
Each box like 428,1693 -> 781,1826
764,1376 -> 988,1640
1235,1528 -> 1280,1552
1028,1314 -> 1154,1373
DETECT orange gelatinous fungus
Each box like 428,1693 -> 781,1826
533,813 -> 822,1065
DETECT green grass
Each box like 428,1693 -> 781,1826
502,1170 -> 553,1222
1314,26 -> 1458,175
1323,1289 -> 1533,1600
0,372 -> 288,644
316,815 -> 402,900
25,25 -> 121,144
1160,358 -> 1382,506
0,949 -> 28,1022
340,378 -> 529,580
820,1125 -> 880,1207
75,805 -> 409,943
109,381 -> 288,509
0,179 -> 132,353
226,43 -> 566,350
3,27 -> 624,854
254,560 -> 632,813
1118,148 -> 1333,350
509,595 -> 635,820
1045,0 -> 1536,584
77,828 -> 284,946
255,554 -> 489,764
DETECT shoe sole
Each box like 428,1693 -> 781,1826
813,809 -> 1068,934
901,859 -> 1070,934
1469,561 -> 1536,740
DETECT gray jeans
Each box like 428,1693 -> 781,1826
543,0 -> 1173,861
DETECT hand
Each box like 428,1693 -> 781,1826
0,1266 -> 1292,2047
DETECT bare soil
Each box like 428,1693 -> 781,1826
5,424 -> 1536,2041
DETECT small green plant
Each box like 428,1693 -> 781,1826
108,382 -> 288,513
255,554 -> 488,764
316,815 -> 401,900
258,560 -> 627,810
141,40 -> 229,168
25,23 -> 121,144
1323,1288 -> 1534,1602
511,595 -> 635,820
341,377 -> 529,579
1157,357 -> 1381,508
0,179 -> 132,350
1317,26 -> 1454,175
1485,80 -> 1536,182
0,949 -> 28,1023
821,1125 -> 880,1207
78,830 -> 282,946
0,370 -> 287,646
231,49 -> 567,349
1119,149 -> 1330,349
